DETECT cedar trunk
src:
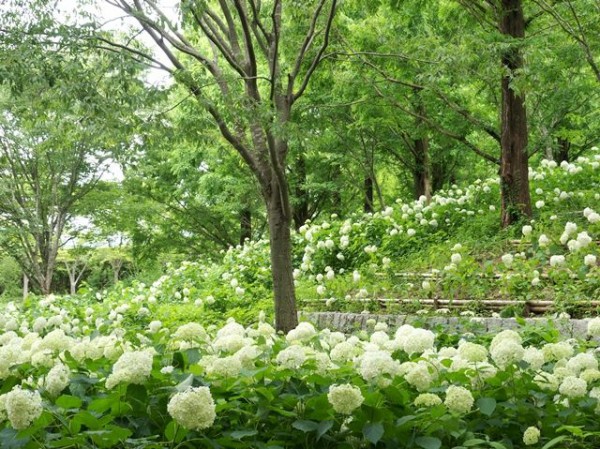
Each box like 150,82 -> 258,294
266,180 -> 298,333
499,0 -> 532,227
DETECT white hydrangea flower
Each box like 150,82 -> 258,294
559,376 -> 587,398
444,385 -> 474,415
405,362 -> 434,392
584,254 -> 597,267
414,393 -> 442,408
522,347 -> 545,370
327,384 -> 364,414
588,318 -> 600,337
490,339 -> 524,369
105,349 -> 154,389
501,254 -> 514,267
549,255 -> 565,267
330,341 -> 359,364
522,225 -> 532,236
542,342 -> 574,362
42,363 -> 71,397
172,323 -> 208,341
167,386 -> 216,430
286,322 -> 317,343
458,342 -> 488,363
0,386 -> 43,430
402,328 -> 435,355
523,427 -> 540,445
565,353 -> 598,375
276,345 -> 306,369
538,234 -> 550,247
358,350 -> 399,386
451,253 -> 462,264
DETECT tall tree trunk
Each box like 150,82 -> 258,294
499,0 -> 532,227
265,176 -> 298,333
240,209 -> 252,245
40,276 -> 52,295
22,274 -> 29,299
413,137 -> 432,201
364,176 -> 374,213
68,271 -> 76,295
292,154 -> 310,230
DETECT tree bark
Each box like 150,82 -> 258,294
22,274 -> 29,299
240,208 -> 252,245
292,154 -> 310,230
499,0 -> 532,227
265,177 -> 298,333
413,137 -> 432,201
68,271 -> 76,295
555,137 -> 571,162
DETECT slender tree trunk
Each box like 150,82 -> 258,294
23,274 -> 29,299
240,208 -> 252,245
69,272 -> 76,295
111,260 -> 123,285
265,176 -> 298,333
413,137 -> 432,201
499,0 -> 532,227
364,176 -> 374,213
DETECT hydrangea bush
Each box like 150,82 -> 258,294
2,307 -> 600,448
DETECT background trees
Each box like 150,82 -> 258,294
0,0 -> 597,325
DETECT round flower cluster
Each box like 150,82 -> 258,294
167,386 -> 216,430
523,426 -> 540,445
105,349 -> 155,389
0,386 -> 43,430
41,363 -> 71,397
444,385 -> 474,415
414,393 -> 442,408
558,376 -> 587,398
276,345 -> 306,369
327,384 -> 364,414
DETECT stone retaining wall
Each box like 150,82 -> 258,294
300,312 -> 592,338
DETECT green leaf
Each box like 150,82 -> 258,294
463,438 -> 487,447
363,422 -> 384,445
396,415 -> 416,426
416,436 -> 442,449
230,430 -> 258,440
164,421 -> 188,443
175,373 -> 194,392
316,420 -> 333,441
476,397 -> 496,416
541,436 -> 568,449
55,395 -> 82,409
489,442 -> 508,449
292,420 -> 319,433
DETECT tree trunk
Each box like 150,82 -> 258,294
499,0 -> 532,227
68,271 -> 76,295
292,154 -> 310,230
240,208 -> 252,245
364,176 -> 374,213
413,137 -> 432,201
40,276 -> 52,295
266,179 -> 298,333
555,137 -> 571,163
23,274 -> 29,299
